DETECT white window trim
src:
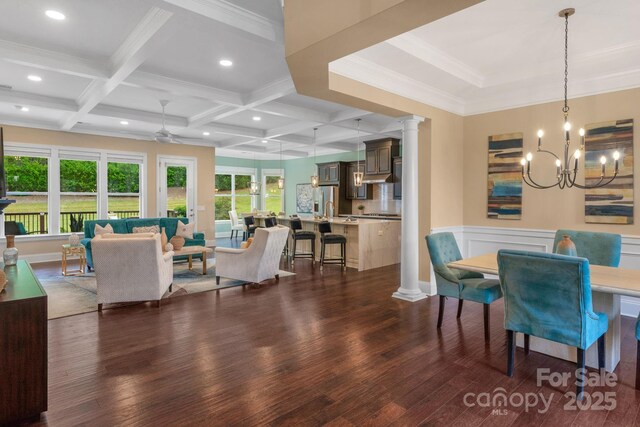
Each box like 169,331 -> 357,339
3,141 -> 147,238
215,166 -> 257,218
261,168 -> 284,213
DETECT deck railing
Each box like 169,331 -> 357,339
4,210 -> 141,234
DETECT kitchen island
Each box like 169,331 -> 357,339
253,215 -> 401,271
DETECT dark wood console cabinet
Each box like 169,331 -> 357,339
0,260 -> 47,425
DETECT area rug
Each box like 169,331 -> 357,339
40,261 -> 295,319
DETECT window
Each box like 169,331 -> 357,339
2,143 -> 146,237
108,162 -> 140,219
261,169 -> 284,213
214,173 -> 231,220
5,156 -> 49,235
60,159 -> 98,233
214,167 -> 256,221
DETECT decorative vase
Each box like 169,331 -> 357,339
556,235 -> 577,257
165,243 -> 174,252
69,233 -> 81,246
169,236 -> 185,251
3,235 -> 18,266
161,227 -> 168,249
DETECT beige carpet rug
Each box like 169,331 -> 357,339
40,261 -> 295,319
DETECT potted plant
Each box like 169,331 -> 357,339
357,204 -> 365,215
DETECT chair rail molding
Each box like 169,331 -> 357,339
429,225 -> 640,318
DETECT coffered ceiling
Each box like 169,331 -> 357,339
0,0 -> 402,159
330,0 -> 640,116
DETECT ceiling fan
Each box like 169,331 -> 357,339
154,100 -> 202,144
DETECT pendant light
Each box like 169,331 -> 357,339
521,8 -> 619,190
310,127 -> 319,188
248,153 -> 261,195
353,118 -> 363,187
278,141 -> 285,190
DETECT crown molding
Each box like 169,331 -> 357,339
329,55 -> 466,116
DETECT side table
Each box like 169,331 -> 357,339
61,244 -> 86,276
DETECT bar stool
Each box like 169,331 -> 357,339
243,215 -> 259,240
318,221 -> 346,271
290,218 -> 315,264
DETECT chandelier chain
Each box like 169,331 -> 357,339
563,11 -> 569,114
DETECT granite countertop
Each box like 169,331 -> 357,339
253,215 -> 394,225
338,214 -> 402,221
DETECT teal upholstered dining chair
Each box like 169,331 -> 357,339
497,250 -> 608,398
553,229 -> 621,267
426,232 -> 502,342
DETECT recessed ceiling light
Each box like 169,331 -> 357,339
203,131 -> 210,136
219,59 -> 233,67
252,116 -> 261,121
27,75 -> 42,82
45,10 -> 66,20
120,120 -> 129,125
19,106 -> 29,112
261,140 -> 268,143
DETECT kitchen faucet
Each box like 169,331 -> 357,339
324,200 -> 334,218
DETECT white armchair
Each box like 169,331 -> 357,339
91,233 -> 174,310
215,226 -> 289,284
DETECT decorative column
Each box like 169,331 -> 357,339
392,116 -> 427,302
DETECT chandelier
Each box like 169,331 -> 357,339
521,8 -> 619,190
354,119 -> 363,187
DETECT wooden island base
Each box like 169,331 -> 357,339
255,216 -> 401,271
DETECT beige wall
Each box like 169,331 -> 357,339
2,125 -> 215,257
463,88 -> 640,234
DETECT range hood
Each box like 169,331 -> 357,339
362,173 -> 392,184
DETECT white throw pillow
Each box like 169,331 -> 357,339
94,223 -> 114,236
175,220 -> 195,239
132,225 -> 160,234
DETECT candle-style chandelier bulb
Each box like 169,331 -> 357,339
521,8 -> 618,190
520,158 -> 526,166
613,151 -> 620,160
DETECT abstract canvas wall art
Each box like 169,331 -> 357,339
487,133 -> 523,220
584,119 -> 634,224
296,183 -> 313,213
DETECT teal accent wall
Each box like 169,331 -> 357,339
281,151 -> 359,214
214,153 -> 360,235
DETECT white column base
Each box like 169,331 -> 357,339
392,288 -> 428,302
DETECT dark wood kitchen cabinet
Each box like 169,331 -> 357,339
346,161 -> 372,200
393,157 -> 402,200
364,138 -> 400,176
317,162 -> 341,185
0,260 -> 47,425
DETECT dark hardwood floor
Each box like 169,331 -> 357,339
23,257 -> 640,426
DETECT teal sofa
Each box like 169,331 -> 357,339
81,217 -> 205,269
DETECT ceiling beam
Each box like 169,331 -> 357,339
188,76 -> 295,126
123,71 -> 243,105
252,101 -> 330,123
0,90 -> 78,112
0,39 -> 106,80
90,104 -> 188,128
60,7 -> 174,130
162,0 -> 283,42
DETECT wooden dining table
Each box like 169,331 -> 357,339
448,253 -> 640,371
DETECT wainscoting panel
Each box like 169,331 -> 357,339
429,225 -> 640,318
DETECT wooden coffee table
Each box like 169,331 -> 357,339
173,245 -> 213,275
